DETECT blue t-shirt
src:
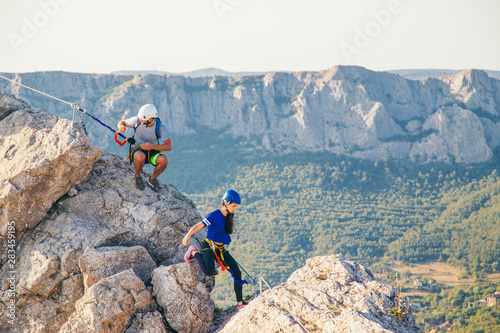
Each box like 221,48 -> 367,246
202,209 -> 232,245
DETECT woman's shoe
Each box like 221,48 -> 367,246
184,245 -> 197,262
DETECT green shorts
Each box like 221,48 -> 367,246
129,148 -> 164,166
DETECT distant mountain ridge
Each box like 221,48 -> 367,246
111,67 -> 500,80
390,68 -> 500,80
112,67 -> 267,77
1,66 -> 499,165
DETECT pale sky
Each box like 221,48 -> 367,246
1,0 -> 499,74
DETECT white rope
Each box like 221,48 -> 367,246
0,74 -> 73,106
259,275 -> 311,333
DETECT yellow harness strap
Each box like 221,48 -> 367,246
206,238 -> 229,270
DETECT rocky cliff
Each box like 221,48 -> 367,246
0,95 -> 214,333
1,66 -> 498,164
220,254 -> 421,333
1,95 -> 421,332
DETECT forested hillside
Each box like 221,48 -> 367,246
412,282 -> 500,332
161,133 -> 500,312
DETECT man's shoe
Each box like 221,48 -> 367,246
147,177 -> 160,192
135,177 -> 145,191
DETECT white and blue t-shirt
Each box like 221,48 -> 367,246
202,210 -> 232,245
123,116 -> 170,146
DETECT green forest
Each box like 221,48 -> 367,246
159,131 -> 500,331
412,282 -> 500,332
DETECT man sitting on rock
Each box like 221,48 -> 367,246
117,104 -> 172,192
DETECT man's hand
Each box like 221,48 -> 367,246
118,122 -> 127,133
141,142 -> 155,150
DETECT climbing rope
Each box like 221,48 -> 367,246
168,184 -> 200,216
0,74 -> 126,141
237,261 -> 258,285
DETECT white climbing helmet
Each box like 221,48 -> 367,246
137,104 -> 158,120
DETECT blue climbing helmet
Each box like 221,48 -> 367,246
223,189 -> 241,204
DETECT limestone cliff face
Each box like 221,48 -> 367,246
1,66 -> 498,164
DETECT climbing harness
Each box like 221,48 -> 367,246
126,117 -> 165,164
0,74 -> 127,143
204,238 -> 248,286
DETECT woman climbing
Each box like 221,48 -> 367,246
182,189 -> 247,310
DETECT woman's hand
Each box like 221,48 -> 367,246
182,222 -> 205,246
182,234 -> 191,246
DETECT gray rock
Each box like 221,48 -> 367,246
0,152 -> 207,332
17,250 -> 62,298
78,245 -> 157,289
125,312 -> 169,333
409,105 -> 493,163
152,263 -> 214,333
0,94 -> 101,239
405,120 -> 422,133
219,254 -> 421,333
60,269 -> 155,333
0,98 -> 209,332
0,93 -> 29,121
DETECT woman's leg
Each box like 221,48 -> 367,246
193,241 -> 216,276
221,250 -> 243,303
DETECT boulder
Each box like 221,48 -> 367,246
219,254 -> 421,333
78,246 -> 157,289
17,250 -> 62,298
152,263 -> 214,333
0,94 -> 101,238
60,269 -> 155,333
0,93 -> 29,121
125,312 -> 169,333
12,274 -> 85,333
